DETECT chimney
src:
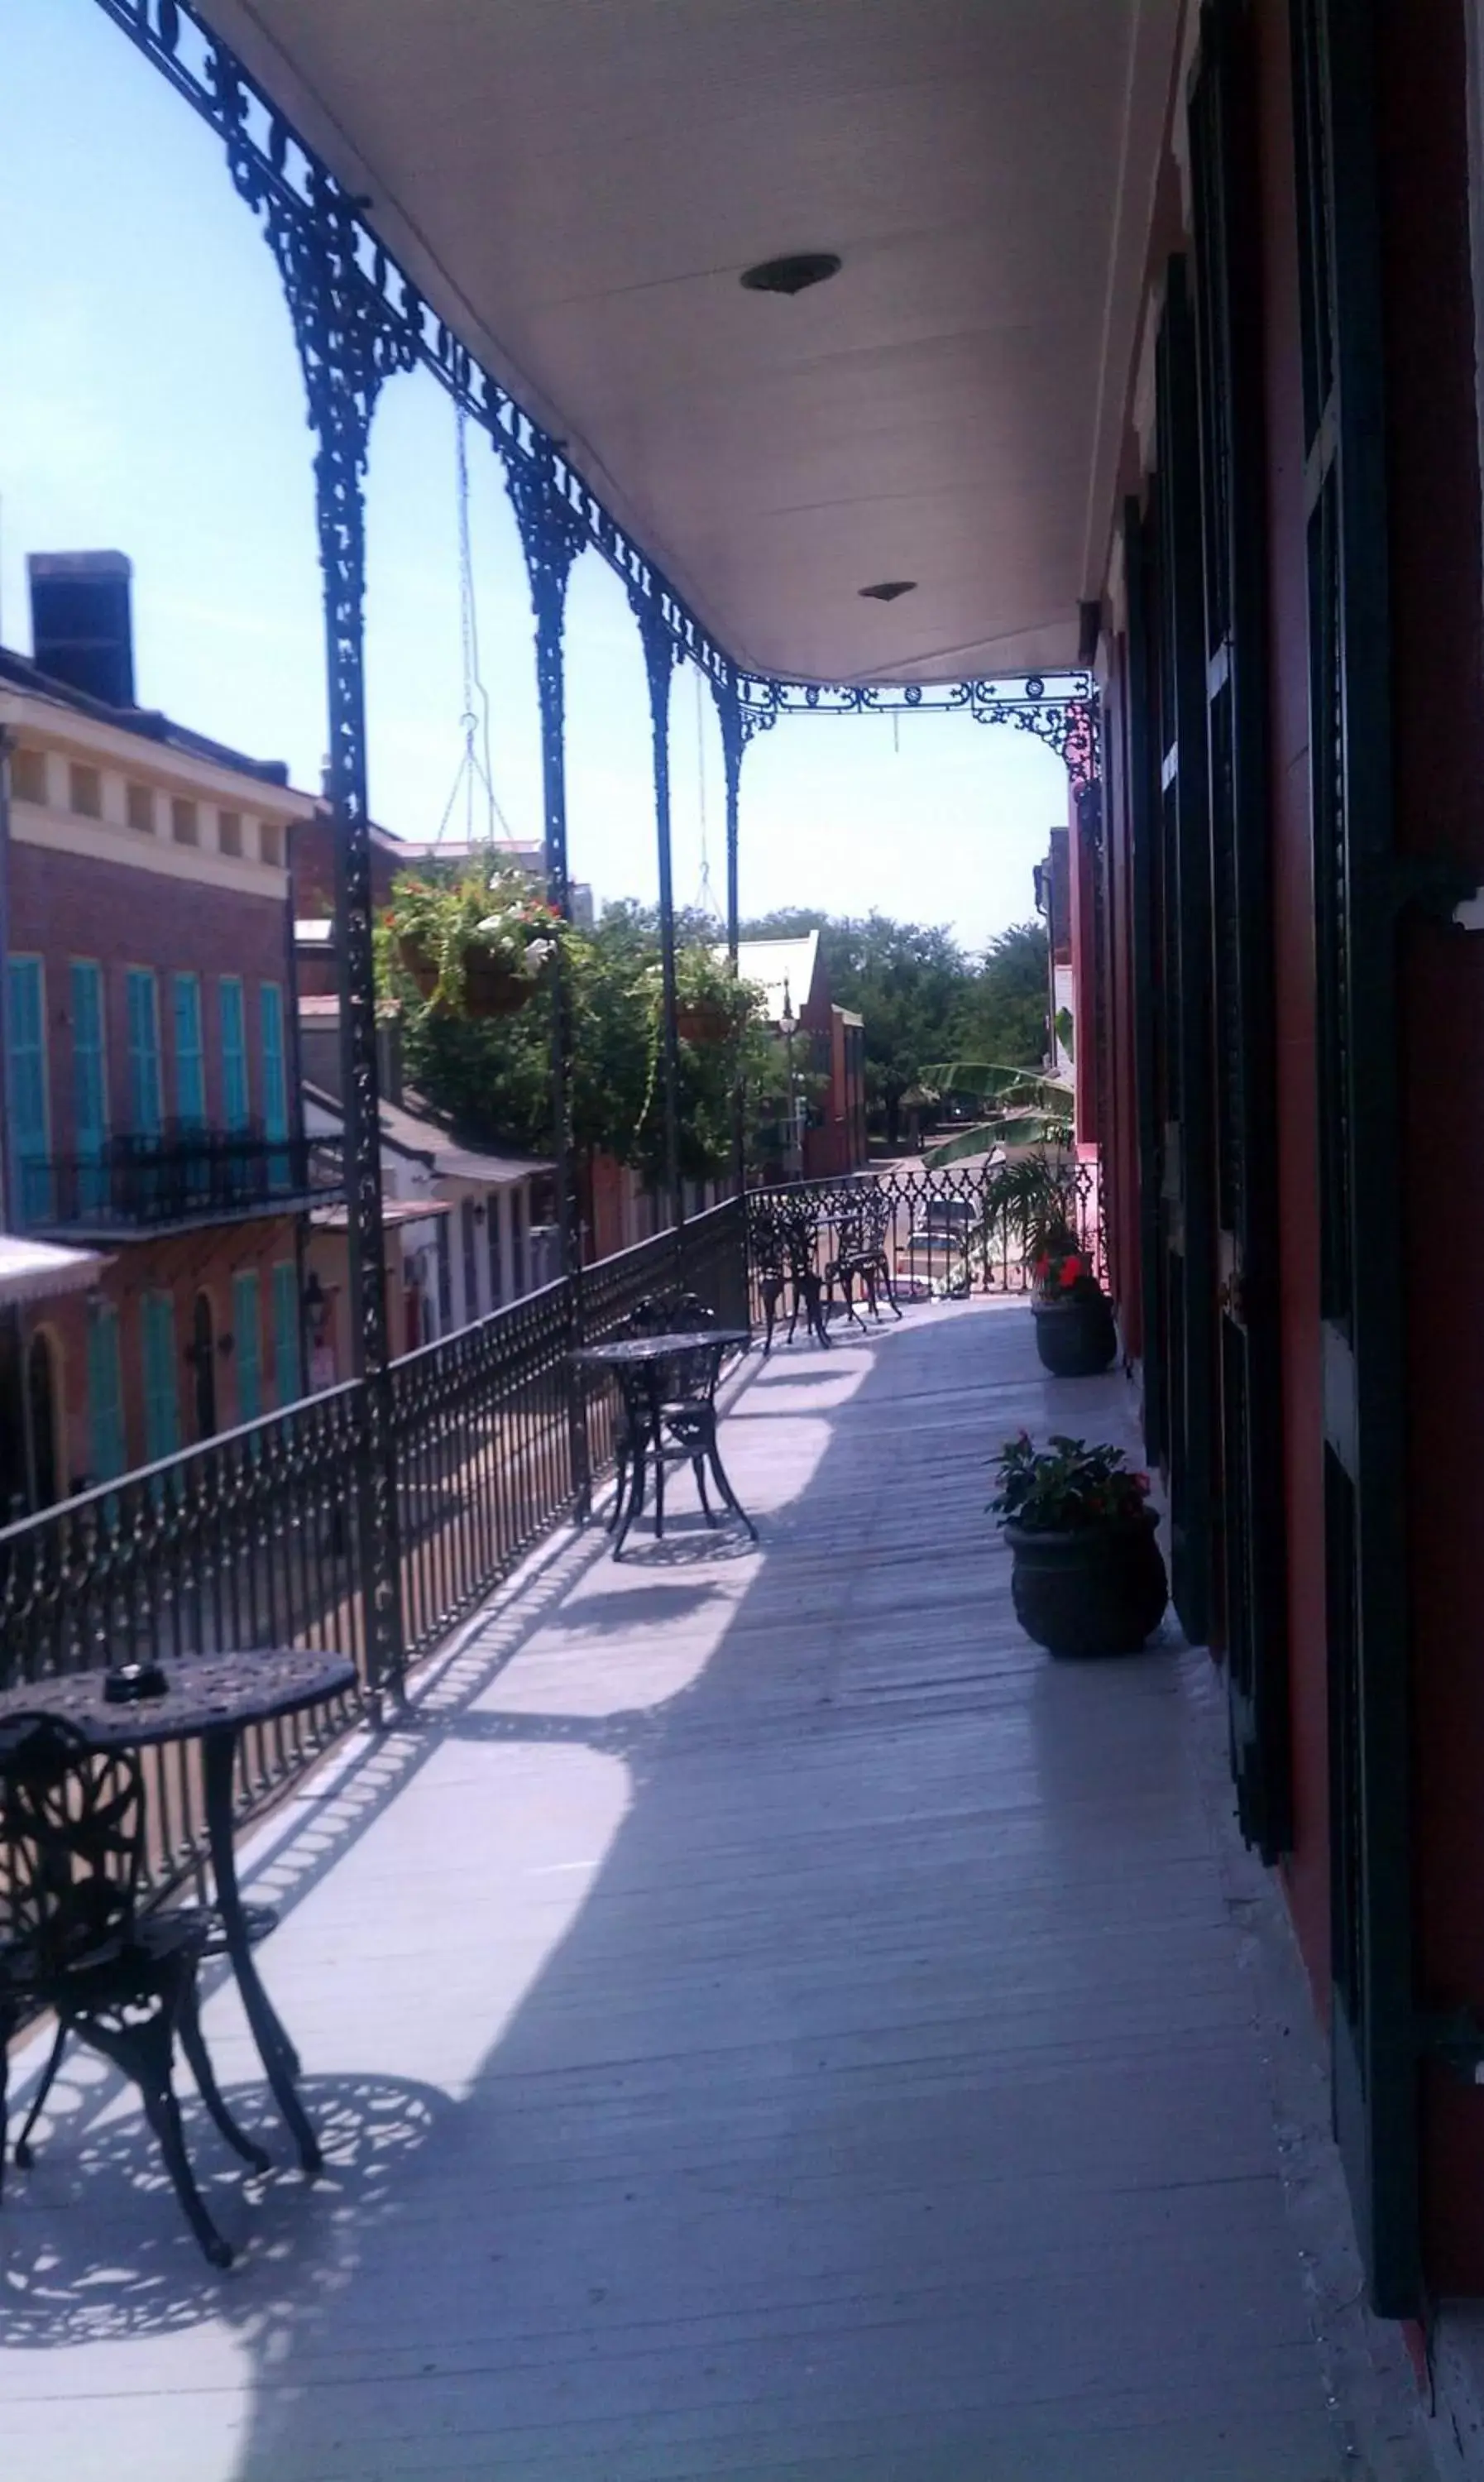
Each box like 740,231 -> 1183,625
27,551 -> 135,707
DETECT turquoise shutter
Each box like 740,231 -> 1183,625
271,1261 -> 302,1404
232,1270 -> 262,1423
141,1291 -> 180,1463
219,979 -> 249,1128
70,961 -> 108,1214
260,981 -> 289,1187
259,984 -> 287,1138
86,1301 -> 127,1481
125,968 -> 161,1135
6,956 -> 52,1222
173,973 -> 206,1124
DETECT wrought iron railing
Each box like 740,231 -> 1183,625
28,1128 -> 342,1235
744,1160 -> 1104,1325
0,1195 -> 750,1897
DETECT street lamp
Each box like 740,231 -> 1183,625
778,977 -> 801,1179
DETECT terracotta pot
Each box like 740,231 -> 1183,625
1004,1510 -> 1168,1657
1032,1291 -> 1117,1376
462,953 -> 533,1019
676,1001 -> 730,1043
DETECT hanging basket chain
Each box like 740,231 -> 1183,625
435,399 -> 515,850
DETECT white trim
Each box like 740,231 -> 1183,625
0,686 -> 315,821
10,799 -> 288,899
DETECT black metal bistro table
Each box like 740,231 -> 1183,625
0,1646 -> 356,2173
573,1331 -> 756,1558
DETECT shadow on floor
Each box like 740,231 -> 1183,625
0,1302 -> 1347,2482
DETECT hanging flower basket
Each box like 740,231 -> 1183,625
381,868 -> 562,1020
462,953 -> 538,1019
676,998 -> 731,1043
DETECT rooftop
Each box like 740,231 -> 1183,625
0,643 -> 299,790
732,931 -> 821,1024
304,1080 -> 553,1189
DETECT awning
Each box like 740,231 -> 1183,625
0,1235 -> 108,1309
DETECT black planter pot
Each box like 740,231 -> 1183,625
1004,1511 -> 1168,1657
1032,1291 -> 1118,1377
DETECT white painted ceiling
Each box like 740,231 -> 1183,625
194,1 -> 1180,683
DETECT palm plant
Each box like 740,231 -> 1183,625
914,1061 -> 1073,1167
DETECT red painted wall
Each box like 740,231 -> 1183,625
1094,0 -> 1484,2297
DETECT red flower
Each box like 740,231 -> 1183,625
1134,1472 -> 1151,1495
1059,1254 -> 1083,1289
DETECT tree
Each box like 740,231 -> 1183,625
739,908 -> 1051,1145
395,898 -> 773,1186
950,922 -> 1050,1072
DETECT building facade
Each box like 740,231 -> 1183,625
0,557 -> 325,1507
301,1078 -> 555,1374
1067,0 -> 1484,2336
734,932 -> 869,1181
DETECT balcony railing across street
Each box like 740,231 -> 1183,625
21,1128 -> 342,1234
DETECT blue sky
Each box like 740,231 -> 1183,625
0,0 -> 1070,950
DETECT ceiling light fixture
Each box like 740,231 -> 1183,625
740,252 -> 841,296
859,580 -> 917,602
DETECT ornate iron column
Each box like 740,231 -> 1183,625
223,141 -> 412,1700
505,445 -> 591,1507
716,683 -> 748,1199
630,595 -> 684,1235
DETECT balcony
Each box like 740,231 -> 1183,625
18,1126 -> 344,1240
0,1278 -> 1392,2478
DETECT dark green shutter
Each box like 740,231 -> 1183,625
1151,256 -> 1218,1645
1121,496 -> 1166,1469
1291,0 -> 1418,2317
1189,0 -> 1292,1862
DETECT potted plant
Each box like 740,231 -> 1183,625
381,866 -> 562,1019
676,996 -> 732,1042
990,1431 -> 1168,1656
1028,1228 -> 1118,1377
672,950 -> 749,1045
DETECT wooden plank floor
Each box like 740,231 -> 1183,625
0,1297 -> 1366,2480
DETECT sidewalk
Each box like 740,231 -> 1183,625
0,1296 -> 1435,2480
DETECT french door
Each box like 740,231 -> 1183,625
1190,0 -> 1291,1861
1292,0 -> 1417,2315
1151,254 -> 1217,1647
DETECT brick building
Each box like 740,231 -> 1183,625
0,553 -> 327,1512
735,932 -> 867,1180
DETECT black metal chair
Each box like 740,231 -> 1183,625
603,1289 -> 755,1555
752,1203 -> 830,1351
608,1288 -> 713,1530
0,1711 -> 269,2269
826,1191 -> 902,1329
